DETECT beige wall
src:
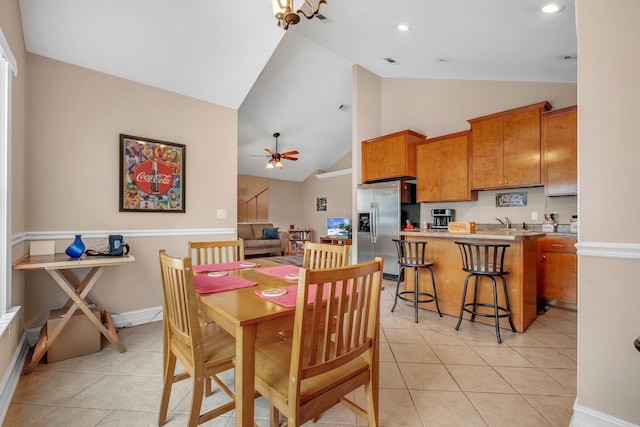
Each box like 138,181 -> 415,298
267,178 -> 304,233
575,0 -> 640,424
21,55 -> 238,328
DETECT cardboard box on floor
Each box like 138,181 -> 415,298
46,307 -> 102,363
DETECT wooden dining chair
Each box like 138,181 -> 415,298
254,257 -> 384,427
188,239 -> 245,265
158,250 -> 236,427
302,241 -> 350,269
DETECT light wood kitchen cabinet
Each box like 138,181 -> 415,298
542,106 -> 577,196
537,236 -> 577,309
361,130 -> 426,183
416,130 -> 477,202
468,101 -> 551,190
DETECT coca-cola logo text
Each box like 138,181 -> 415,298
133,161 -> 174,195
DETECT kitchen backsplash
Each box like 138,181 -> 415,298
419,186 -> 577,228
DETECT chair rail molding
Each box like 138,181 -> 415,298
12,228 -> 237,245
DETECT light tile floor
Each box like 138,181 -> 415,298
5,280 -> 577,426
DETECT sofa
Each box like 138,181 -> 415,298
237,222 -> 287,256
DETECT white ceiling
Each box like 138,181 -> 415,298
18,0 -> 577,182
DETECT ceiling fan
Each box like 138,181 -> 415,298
252,132 -> 299,169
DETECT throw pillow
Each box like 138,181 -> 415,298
262,227 -> 279,240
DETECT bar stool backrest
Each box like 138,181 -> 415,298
455,242 -> 510,275
393,239 -> 431,267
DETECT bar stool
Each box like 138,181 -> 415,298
392,238 -> 442,323
454,242 -> 516,343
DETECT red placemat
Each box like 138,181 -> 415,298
255,264 -> 300,280
192,261 -> 259,273
256,282 -> 347,308
194,273 -> 257,294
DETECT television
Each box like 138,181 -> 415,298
327,217 -> 351,237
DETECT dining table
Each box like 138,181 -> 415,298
195,258 -> 381,427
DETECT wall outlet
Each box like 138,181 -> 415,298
531,211 -> 538,220
216,209 -> 227,219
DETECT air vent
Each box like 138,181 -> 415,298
338,104 -> 351,112
563,55 -> 578,61
316,14 -> 327,20
383,57 -> 397,64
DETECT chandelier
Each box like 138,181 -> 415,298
271,0 -> 327,30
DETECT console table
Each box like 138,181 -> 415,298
13,253 -> 135,373
319,237 -> 352,246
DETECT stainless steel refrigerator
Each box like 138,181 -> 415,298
357,181 -> 407,278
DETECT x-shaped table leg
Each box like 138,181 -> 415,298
23,266 -> 126,374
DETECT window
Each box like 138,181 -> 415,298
0,26 -> 17,317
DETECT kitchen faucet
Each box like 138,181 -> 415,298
495,217 -> 510,229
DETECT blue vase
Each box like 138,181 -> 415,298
65,235 -> 85,258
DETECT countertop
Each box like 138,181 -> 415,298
396,229 -> 568,241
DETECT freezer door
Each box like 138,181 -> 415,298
373,182 -> 401,276
356,185 -> 375,264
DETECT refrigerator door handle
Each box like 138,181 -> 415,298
371,202 -> 378,244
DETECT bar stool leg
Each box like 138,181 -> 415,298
413,266 -> 420,323
455,273 -> 472,330
470,275 -> 480,323
491,277 -> 502,343
427,266 -> 442,317
500,276 -> 516,332
391,266 -> 404,313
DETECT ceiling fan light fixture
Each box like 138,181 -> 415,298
275,161 -> 284,169
266,162 -> 275,169
271,0 -> 327,30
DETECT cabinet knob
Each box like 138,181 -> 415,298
541,255 -> 546,261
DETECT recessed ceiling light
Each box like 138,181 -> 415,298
542,3 -> 565,13
397,24 -> 411,31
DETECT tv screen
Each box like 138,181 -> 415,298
327,217 -> 351,237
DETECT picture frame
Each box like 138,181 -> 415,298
495,191 -> 527,207
316,196 -> 327,211
119,134 -> 186,212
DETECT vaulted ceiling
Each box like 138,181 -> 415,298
18,0 -> 577,181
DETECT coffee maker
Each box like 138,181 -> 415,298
431,209 -> 455,229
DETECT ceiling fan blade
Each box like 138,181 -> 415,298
280,150 -> 299,156
250,154 -> 271,157
282,156 -> 298,161
264,148 -> 275,155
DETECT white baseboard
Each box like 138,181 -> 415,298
26,306 -> 163,347
572,403 -> 640,427
0,333 -> 28,425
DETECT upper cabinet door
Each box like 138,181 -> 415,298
361,130 -> 425,183
542,106 -> 578,196
503,108 -> 543,187
417,131 -> 476,203
470,117 -> 503,189
416,141 -> 442,202
441,132 -> 472,201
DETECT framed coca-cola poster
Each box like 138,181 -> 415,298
119,134 -> 186,212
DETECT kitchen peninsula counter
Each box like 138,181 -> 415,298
396,229 -> 545,332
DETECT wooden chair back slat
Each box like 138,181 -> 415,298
302,242 -> 350,269
189,239 -> 245,265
